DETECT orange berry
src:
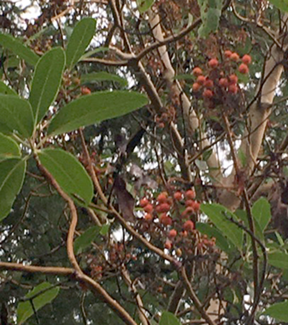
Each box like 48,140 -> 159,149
196,75 -> 206,85
164,240 -> 172,249
192,67 -> 203,76
144,204 -> 153,213
158,122 -> 165,128
238,63 -> 249,74
203,89 -> 213,99
228,84 -> 238,94
181,207 -> 194,218
140,198 -> 149,207
224,50 -> 232,58
160,214 -> 172,226
81,86 -> 91,95
192,201 -> 200,212
173,191 -> 182,201
204,79 -> 214,88
183,220 -> 195,232
157,192 -> 167,204
156,203 -> 170,213
182,231 -> 188,237
229,74 -> 238,84
208,58 -> 219,68
230,52 -> 239,61
242,54 -> 252,65
219,78 -> 228,88
144,213 -> 153,222
185,190 -> 196,200
185,200 -> 194,207
192,82 -> 201,92
168,229 -> 177,238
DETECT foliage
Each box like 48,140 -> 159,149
1,0 -> 288,324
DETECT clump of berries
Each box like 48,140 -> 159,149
192,51 -> 252,109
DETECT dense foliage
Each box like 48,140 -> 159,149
1,0 -> 288,324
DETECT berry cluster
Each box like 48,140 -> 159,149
139,189 -> 200,251
192,51 -> 252,108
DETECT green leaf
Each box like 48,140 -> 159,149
48,91 -> 148,136
0,81 -> 17,96
159,311 -> 181,325
198,0 -> 223,37
197,222 -> 231,252
80,46 -> 109,60
137,0 -> 154,13
38,148 -> 93,205
201,203 -> 243,250
0,95 -> 34,138
29,47 -> 65,123
268,0 -> 288,12
66,18 -> 96,69
74,226 -> 101,254
268,251 -> 288,269
81,72 -> 128,87
0,158 -> 26,221
0,133 -> 21,161
252,197 -> 271,232
17,282 -> 60,324
263,300 -> 288,322
0,33 -> 39,66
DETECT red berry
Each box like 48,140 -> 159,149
156,203 -> 171,213
192,201 -> 200,212
219,78 -> 228,88
238,63 -> 249,74
140,198 -> 149,207
164,240 -> 172,249
242,54 -> 252,65
181,207 -> 194,218
230,52 -> 239,61
144,213 -> 153,222
168,229 -> 177,238
228,84 -> 238,94
229,74 -> 238,84
173,191 -> 182,201
183,220 -> 194,232
144,204 -> 153,213
160,214 -> 172,226
203,89 -> 213,99
192,82 -> 201,92
197,75 -> 206,85
158,122 -> 165,128
192,67 -> 203,76
185,200 -> 194,207
208,58 -> 218,68
204,79 -> 214,88
224,50 -> 232,58
81,87 -> 91,95
157,192 -> 168,204
185,190 -> 196,200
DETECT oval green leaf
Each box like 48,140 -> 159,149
0,158 -> 26,221
29,47 -> 65,123
0,94 -> 34,138
81,72 -> 128,87
0,81 -> 17,96
263,301 -> 288,322
47,91 -> 148,136
268,251 -> 288,269
38,148 -> 93,205
0,33 -> 39,66
201,203 -> 243,250
137,0 -> 154,13
66,18 -> 96,69
0,133 -> 21,161
74,225 -> 101,254
252,197 -> 271,232
17,282 -> 60,325
159,311 -> 181,325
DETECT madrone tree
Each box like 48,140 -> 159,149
1,0 -> 288,324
